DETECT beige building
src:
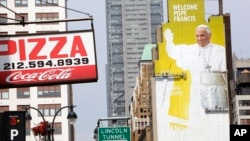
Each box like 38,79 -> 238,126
231,54 -> 250,124
129,44 -> 155,141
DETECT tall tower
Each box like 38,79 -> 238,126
105,0 -> 163,121
0,1 -> 74,141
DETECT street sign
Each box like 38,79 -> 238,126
1,111 -> 26,141
98,127 -> 131,141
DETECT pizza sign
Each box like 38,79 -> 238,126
0,31 -> 98,88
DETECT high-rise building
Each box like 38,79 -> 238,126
105,0 -> 163,121
232,55 -> 250,124
0,1 -> 74,141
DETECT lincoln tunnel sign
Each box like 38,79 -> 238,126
98,127 -> 131,141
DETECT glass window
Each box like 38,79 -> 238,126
239,100 -> 250,106
50,109 -> 55,116
53,122 -> 62,134
38,104 -> 61,117
0,106 -> 9,112
35,0 -> 58,6
239,110 -> 250,115
36,12 -> 59,23
15,13 -> 28,21
16,31 -> 28,35
0,0 -> 7,6
2,92 -> 9,99
37,85 -> 61,98
0,32 -> 8,35
17,87 -> 30,98
38,91 -> 43,96
55,108 -> 61,116
0,14 -> 7,23
240,119 -> 250,125
15,0 -> 28,7
0,89 -> 9,99
44,109 -> 49,116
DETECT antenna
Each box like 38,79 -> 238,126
218,0 -> 223,15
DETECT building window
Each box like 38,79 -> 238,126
240,119 -> 250,124
17,87 -> 30,98
0,89 -> 9,99
239,100 -> 250,106
38,85 -> 61,98
36,0 -> 58,6
15,13 -> 28,21
38,104 -> 61,117
0,14 -> 7,23
16,31 -> 28,35
53,122 -> 62,134
15,0 -> 28,7
36,12 -> 59,24
0,106 -> 9,112
239,110 -> 250,115
0,32 -> 7,35
0,0 -> 7,6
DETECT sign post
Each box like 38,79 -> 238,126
98,127 -> 131,141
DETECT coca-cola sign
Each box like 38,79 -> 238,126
0,31 -> 97,88
6,68 -> 74,82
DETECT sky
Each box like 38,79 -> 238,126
66,0 -> 250,141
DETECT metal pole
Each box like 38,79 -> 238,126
25,106 -> 47,141
219,0 -> 223,15
51,106 -> 76,141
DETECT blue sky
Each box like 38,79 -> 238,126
67,0 -> 250,140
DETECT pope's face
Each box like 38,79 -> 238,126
196,28 -> 211,47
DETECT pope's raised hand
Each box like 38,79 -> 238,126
164,29 -> 173,42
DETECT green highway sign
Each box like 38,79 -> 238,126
98,127 -> 131,141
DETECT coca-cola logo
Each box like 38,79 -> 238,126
6,68 -> 75,82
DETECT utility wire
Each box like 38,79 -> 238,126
0,1 -> 92,26
0,3 -> 24,20
0,15 -> 21,22
0,3 -> 24,25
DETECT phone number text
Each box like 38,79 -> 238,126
3,58 -> 89,70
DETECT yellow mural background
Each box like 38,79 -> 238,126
154,0 -> 225,121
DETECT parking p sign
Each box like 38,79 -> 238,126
2,111 -> 26,141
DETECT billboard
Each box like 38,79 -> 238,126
0,30 -> 97,88
153,0 -> 230,141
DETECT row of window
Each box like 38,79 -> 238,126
0,12 -> 59,23
239,110 -> 250,116
239,100 -> 250,106
0,0 -> 58,7
0,85 -> 61,99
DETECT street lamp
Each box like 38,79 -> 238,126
24,106 -> 48,141
51,106 -> 77,141
24,105 -> 77,141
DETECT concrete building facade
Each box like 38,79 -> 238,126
0,1 -> 73,141
129,44 -> 155,141
232,55 -> 250,124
